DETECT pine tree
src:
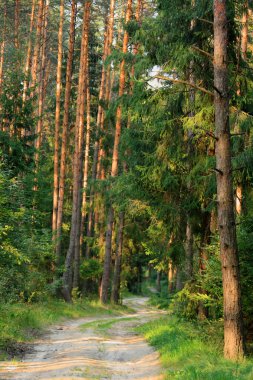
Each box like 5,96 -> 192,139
213,0 -> 245,360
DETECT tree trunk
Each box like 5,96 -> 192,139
14,0 -> 20,49
30,0 -> 44,96
184,220 -> 193,281
111,211 -> 124,304
52,0 -> 64,238
85,0 -> 116,258
100,0 -> 132,304
56,0 -> 76,265
235,1 -> 248,216
23,0 -> 36,103
62,1 -> 91,301
80,58 -> 91,255
34,0 -> 49,162
73,1 -> 91,290
213,0 -> 245,360
96,0 -> 116,179
241,1 -> 248,60
168,260 -> 174,293
236,183 -> 243,215
0,3 -> 6,96
100,206 -> 114,302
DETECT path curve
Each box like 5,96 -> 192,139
0,297 -> 165,380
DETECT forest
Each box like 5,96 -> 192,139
1,0 -> 253,378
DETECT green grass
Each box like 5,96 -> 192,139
137,316 -> 253,380
0,298 -> 129,358
81,316 -> 138,334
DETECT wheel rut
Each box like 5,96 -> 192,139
0,297 -> 165,380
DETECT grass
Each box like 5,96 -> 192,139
137,315 -> 253,380
81,316 -> 138,335
0,298 -> 129,358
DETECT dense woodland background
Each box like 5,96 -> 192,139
1,0 -> 253,361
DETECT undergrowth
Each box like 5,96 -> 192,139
137,316 -> 253,380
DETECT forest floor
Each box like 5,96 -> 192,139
0,297 -> 165,380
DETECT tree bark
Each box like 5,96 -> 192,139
236,183 -> 243,215
0,3 -> 6,96
72,1 -> 91,290
23,0 -> 36,103
62,1 -> 91,301
168,260 -> 174,293
34,0 -> 49,162
241,1 -> 248,60
80,57 -> 91,255
14,0 -> 20,49
100,0 -> 132,304
56,0 -> 76,264
111,211 -> 124,303
184,220 -> 194,281
30,0 -> 44,96
52,0 -> 64,238
213,0 -> 245,360
85,0 -> 116,258
100,205 -> 114,302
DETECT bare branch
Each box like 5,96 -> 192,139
197,18 -> 213,25
154,75 -> 214,97
192,46 -> 213,60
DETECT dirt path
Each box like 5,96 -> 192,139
0,297 -> 165,380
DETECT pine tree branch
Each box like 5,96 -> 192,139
197,18 -> 213,25
154,75 -> 214,96
191,46 -> 213,60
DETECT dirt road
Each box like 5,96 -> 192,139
0,297 -> 164,380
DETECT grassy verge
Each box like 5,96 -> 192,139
137,315 -> 253,380
0,298 -> 129,359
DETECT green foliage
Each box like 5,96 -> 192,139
138,316 -> 253,379
80,258 -> 103,280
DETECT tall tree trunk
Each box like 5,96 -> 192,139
100,0 -> 132,304
23,0 -> 36,103
96,0 -> 116,179
34,0 -> 49,163
62,1 -> 91,301
14,0 -> 20,49
0,2 -> 7,133
235,1 -> 248,216
241,1 -> 248,60
213,0 -> 245,360
72,1 -> 91,290
184,5 -> 196,285
85,0 -> 116,258
52,0 -> 64,237
111,211 -> 124,303
80,57 -> 91,255
56,0 -> 76,265
31,0 -> 44,96
0,3 -> 6,96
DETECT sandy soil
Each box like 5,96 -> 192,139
0,297 -> 165,380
